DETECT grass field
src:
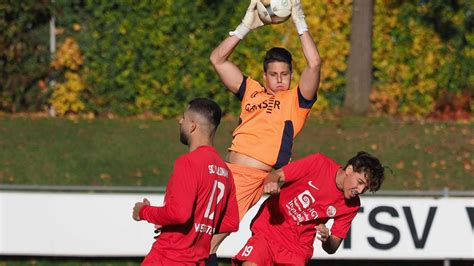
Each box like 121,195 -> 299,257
0,115 -> 472,191
0,115 -> 472,264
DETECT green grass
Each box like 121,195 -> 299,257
0,115 -> 472,191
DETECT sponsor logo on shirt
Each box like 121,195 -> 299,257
244,96 -> 281,114
297,190 -> 315,208
286,190 -> 318,224
194,223 -> 215,235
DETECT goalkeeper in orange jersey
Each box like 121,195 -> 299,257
207,0 -> 322,264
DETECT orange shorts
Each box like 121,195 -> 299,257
227,163 -> 268,220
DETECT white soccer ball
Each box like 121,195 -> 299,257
257,0 -> 292,25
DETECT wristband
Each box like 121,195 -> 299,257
295,20 -> 308,35
229,24 -> 251,39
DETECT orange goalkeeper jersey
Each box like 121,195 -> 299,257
229,77 -> 316,169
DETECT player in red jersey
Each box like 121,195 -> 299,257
233,151 -> 386,265
132,98 -> 239,266
208,0 -> 321,263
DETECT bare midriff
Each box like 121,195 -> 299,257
227,151 -> 273,172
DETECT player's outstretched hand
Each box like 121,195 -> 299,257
231,0 -> 264,39
132,198 -> 151,221
315,224 -> 330,242
263,172 -> 280,195
290,0 -> 308,35
242,0 -> 264,30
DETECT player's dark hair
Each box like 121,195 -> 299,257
188,98 -> 222,134
264,47 -> 293,73
344,151 -> 385,192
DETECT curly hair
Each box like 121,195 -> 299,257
344,151 -> 385,192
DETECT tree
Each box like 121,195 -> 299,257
344,0 -> 374,115
0,1 -> 51,112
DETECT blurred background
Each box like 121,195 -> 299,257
0,0 -> 472,265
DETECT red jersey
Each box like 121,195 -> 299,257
139,146 -> 239,265
249,153 -> 360,258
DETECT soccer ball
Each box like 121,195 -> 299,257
256,0 -> 292,25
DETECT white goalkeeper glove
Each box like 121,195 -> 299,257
291,0 -> 308,35
230,0 -> 264,39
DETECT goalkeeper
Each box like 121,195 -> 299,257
208,0 -> 322,263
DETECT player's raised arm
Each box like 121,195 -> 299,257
291,0 -> 322,101
209,36 -> 243,93
210,0 -> 264,93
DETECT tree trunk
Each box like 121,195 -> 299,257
344,0 -> 374,115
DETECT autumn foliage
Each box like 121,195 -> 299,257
0,1 -> 472,118
49,37 -> 85,115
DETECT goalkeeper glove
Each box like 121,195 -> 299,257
230,0 -> 264,39
291,0 -> 308,35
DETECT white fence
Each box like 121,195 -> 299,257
0,187 -> 472,260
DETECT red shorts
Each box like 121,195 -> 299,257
232,234 -> 308,266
